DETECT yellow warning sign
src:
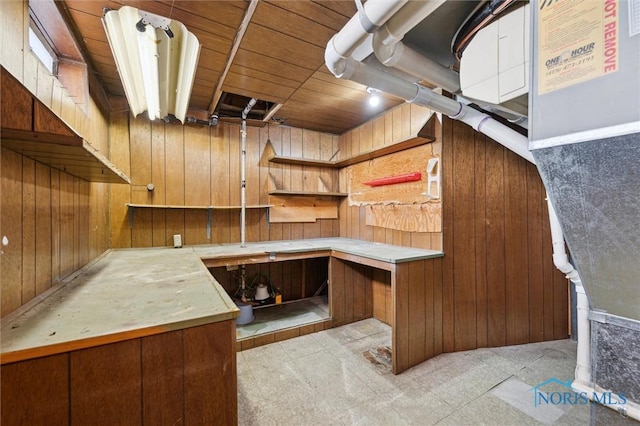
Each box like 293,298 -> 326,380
538,0 -> 619,95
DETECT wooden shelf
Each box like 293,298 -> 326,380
126,204 -> 272,209
268,156 -> 338,168
1,68 -> 130,184
268,190 -> 348,197
268,115 -> 436,169
126,204 -> 272,238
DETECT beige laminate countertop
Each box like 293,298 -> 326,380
1,238 -> 442,364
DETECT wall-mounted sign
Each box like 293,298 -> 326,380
538,0 -> 619,95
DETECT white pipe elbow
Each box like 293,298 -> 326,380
325,36 -> 347,77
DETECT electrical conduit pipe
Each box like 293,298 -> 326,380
240,97 -> 257,248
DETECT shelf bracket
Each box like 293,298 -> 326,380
265,206 -> 270,230
128,205 -> 135,228
206,207 -> 213,240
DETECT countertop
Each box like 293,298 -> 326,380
1,238 -> 442,364
194,238 -> 443,264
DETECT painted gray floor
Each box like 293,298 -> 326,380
237,318 -> 594,425
236,296 -> 329,340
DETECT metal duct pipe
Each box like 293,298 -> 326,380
240,97 -> 257,248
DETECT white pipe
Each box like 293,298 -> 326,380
451,107 -> 534,163
572,381 -> 640,421
375,0 -> 446,46
546,197 -> 597,402
337,57 -> 534,163
574,283 -> 591,385
325,0 -> 408,77
240,97 -> 257,248
373,38 -> 460,93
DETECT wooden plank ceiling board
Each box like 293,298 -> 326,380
59,0 -> 416,134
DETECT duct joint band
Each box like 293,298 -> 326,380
476,116 -> 491,132
449,102 -> 464,119
355,0 -> 379,33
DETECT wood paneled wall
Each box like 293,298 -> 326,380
441,118 -> 568,352
338,104 -> 443,250
110,114 -> 341,248
329,258 -> 375,327
393,257 -> 444,373
209,257 -> 328,302
1,1 -> 110,317
1,320 -> 237,425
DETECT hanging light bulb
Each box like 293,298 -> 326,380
366,87 -> 381,107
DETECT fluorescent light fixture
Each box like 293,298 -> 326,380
103,6 -> 201,123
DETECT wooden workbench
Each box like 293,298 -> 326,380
1,238 -> 442,425
193,238 -> 444,374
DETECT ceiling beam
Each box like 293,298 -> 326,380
207,0 -> 260,115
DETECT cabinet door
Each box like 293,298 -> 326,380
1,354 -> 69,425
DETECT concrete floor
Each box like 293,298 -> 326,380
237,318 -> 593,425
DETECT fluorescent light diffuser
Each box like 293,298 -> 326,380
103,6 -> 201,123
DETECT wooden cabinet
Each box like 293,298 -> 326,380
1,321 -> 237,425
0,67 -> 129,184
330,252 -> 444,374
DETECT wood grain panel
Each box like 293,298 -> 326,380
372,268 -> 390,325
343,257 -> 355,322
242,23 -> 325,70
1,354 -> 69,425
183,321 -> 237,425
34,101 -> 76,136
408,260 -> 426,367
330,257 -> 346,326
71,340 -> 142,425
1,148 -> 23,316
1,68 -> 33,131
441,117 -> 568,351
22,157 -> 37,304
109,112 -> 132,249
432,257 -> 444,356
211,125 -> 231,206
527,163 -> 545,342
504,150 -> 529,345
452,118 -> 476,351
35,162 -> 52,295
142,331 -> 184,425
184,125 -> 211,205
441,117 -> 455,352
484,140 -> 507,347
393,263 -> 410,373
474,134 -> 488,348
129,117 -> 152,187
51,169 -> 61,283
165,123 -> 185,205
59,173 -> 75,278
185,209 -> 209,245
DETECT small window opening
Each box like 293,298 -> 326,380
28,25 -> 56,74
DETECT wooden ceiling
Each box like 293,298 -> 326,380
58,0 -> 406,134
